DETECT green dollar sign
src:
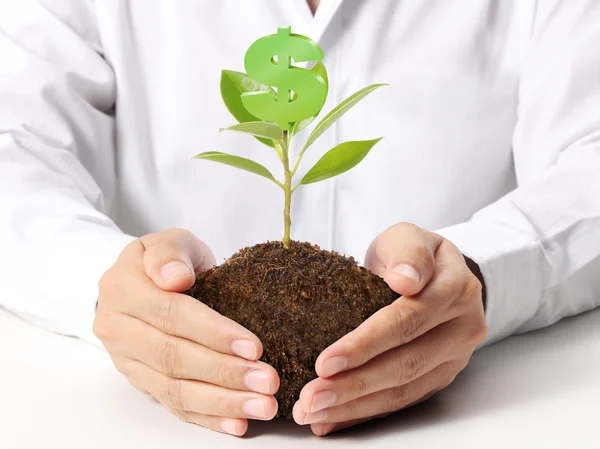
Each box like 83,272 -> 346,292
242,27 -> 328,131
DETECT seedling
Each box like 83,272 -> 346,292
194,27 -> 387,248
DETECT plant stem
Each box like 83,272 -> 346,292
282,130 -> 292,249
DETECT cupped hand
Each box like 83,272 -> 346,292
293,223 -> 487,436
94,228 -> 280,436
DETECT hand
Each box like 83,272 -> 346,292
94,228 -> 279,436
293,223 -> 487,436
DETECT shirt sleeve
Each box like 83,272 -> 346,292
0,0 -> 136,345
436,0 -> 600,346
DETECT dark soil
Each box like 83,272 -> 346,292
187,240 -> 399,419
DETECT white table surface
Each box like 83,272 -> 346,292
1,306 -> 599,449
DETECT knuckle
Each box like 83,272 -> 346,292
154,336 -> 181,377
114,359 -> 133,378
341,398 -> 359,418
97,270 -> 112,293
213,392 -> 231,415
166,227 -> 191,238
462,275 -> 482,302
444,276 -> 465,303
161,378 -> 186,410
173,409 -> 191,423
387,385 -> 411,411
92,314 -> 112,342
458,357 -> 470,371
143,230 -> 186,255
143,229 -> 196,267
441,361 -> 464,387
153,296 -> 179,335
202,359 -> 233,388
420,391 -> 438,403
396,349 -> 426,382
469,319 -> 488,345
212,361 -> 232,387
410,245 -> 435,273
161,228 -> 193,247
390,305 -> 426,343
394,222 -> 420,234
454,273 -> 481,308
442,373 -> 458,390
141,232 -> 160,248
349,373 -> 370,397
441,274 -> 474,314
97,270 -> 120,303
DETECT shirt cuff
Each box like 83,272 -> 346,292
435,220 -> 545,347
6,230 -> 137,347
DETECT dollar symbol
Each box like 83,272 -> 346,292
242,27 -> 328,131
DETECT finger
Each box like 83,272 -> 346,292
296,402 -> 382,436
125,359 -> 250,436
141,228 -> 216,292
301,320 -> 464,413
416,239 -> 483,309
110,355 -> 152,396
102,262 -> 265,361
295,364 -> 453,425
110,239 -> 262,360
94,282 -> 263,361
364,222 -> 442,296
165,407 -> 248,437
311,417 -> 374,437
127,359 -> 279,420
315,297 -> 446,377
107,314 -> 279,394
316,241 -> 468,377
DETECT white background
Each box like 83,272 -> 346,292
1,306 -> 598,449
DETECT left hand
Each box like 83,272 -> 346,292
293,222 -> 488,436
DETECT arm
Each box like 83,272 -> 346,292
437,0 -> 600,345
0,0 -> 135,343
294,1 -> 600,436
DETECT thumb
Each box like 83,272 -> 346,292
365,223 -> 442,296
141,228 -> 216,292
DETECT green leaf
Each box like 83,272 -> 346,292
301,83 -> 388,151
312,60 -> 329,88
299,138 -> 384,185
220,122 -> 284,141
193,151 -> 281,186
292,61 -> 329,135
220,70 -> 276,148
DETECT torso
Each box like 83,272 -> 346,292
93,0 -> 536,262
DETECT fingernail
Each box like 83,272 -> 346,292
243,398 -> 267,418
304,409 -> 328,424
232,340 -> 258,361
220,419 -> 243,436
320,356 -> 348,377
160,261 -> 192,281
392,264 -> 420,283
244,370 -> 270,394
310,390 -> 337,413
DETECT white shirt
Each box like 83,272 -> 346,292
1,0 -> 599,347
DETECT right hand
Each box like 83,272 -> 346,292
93,228 -> 279,436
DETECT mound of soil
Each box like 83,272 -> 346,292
188,240 -> 398,419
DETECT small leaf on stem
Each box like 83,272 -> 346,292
220,121 -> 284,141
301,83 -> 388,151
193,151 -> 282,187
298,137 -> 383,186
220,70 -> 276,148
